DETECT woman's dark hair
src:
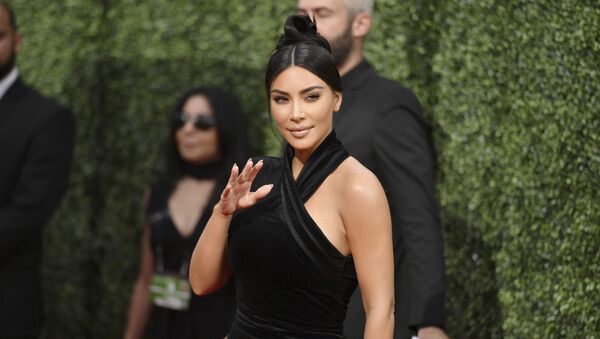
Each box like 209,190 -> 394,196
265,15 -> 342,96
165,87 -> 249,179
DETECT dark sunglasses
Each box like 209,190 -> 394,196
174,113 -> 217,131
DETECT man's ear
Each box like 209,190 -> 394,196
352,13 -> 372,39
334,92 -> 343,112
14,32 -> 22,53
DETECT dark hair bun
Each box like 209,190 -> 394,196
276,15 -> 332,52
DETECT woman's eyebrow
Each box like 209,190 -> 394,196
270,86 -> 324,95
270,89 -> 289,95
300,86 -> 324,94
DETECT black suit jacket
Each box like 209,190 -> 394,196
0,78 -> 75,337
338,61 -> 445,339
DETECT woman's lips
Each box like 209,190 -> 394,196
288,127 -> 312,138
181,139 -> 200,148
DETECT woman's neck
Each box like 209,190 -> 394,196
182,160 -> 223,180
291,156 -> 305,180
290,129 -> 334,179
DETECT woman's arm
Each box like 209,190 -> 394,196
189,204 -> 234,295
342,168 -> 395,339
123,225 -> 154,339
189,159 -> 273,295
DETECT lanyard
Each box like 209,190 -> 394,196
155,245 -> 190,277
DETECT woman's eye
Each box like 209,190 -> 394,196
273,96 -> 288,104
306,94 -> 321,102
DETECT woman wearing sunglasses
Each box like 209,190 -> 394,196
124,87 -> 249,339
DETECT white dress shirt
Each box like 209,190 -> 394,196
0,67 -> 19,101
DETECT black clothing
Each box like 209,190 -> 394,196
0,78 -> 75,338
183,161 -> 223,180
146,179 -> 236,339
338,61 -> 445,338
228,132 -> 356,339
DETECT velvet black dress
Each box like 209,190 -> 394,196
146,178 -> 236,339
227,131 -> 358,338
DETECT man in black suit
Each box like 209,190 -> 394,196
0,2 -> 75,338
298,1 -> 447,338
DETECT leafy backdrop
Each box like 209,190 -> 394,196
8,0 -> 599,338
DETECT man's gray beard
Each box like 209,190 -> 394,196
329,24 -> 353,68
0,50 -> 16,80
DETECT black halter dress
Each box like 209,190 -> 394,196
227,131 -> 358,338
146,174 -> 236,339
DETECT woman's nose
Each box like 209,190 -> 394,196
291,103 -> 306,122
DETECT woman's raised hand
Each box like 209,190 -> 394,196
217,159 -> 273,216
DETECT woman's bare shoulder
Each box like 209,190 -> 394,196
332,157 -> 390,236
334,157 -> 386,202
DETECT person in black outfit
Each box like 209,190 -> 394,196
297,1 -> 448,338
123,88 -> 248,339
0,2 -> 76,339
190,15 -> 395,338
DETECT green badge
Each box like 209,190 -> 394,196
149,273 -> 192,311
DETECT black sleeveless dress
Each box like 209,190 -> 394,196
227,131 -> 358,338
146,178 -> 236,339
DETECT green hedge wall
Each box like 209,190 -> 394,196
433,1 -> 600,337
13,1 -> 294,338
9,0 -> 599,338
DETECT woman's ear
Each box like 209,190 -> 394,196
334,92 -> 343,112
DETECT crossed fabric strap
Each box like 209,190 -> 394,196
280,130 -> 351,281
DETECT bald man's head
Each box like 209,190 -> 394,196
0,1 -> 16,31
0,0 -> 20,79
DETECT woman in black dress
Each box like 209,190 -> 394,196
124,87 -> 249,339
190,16 -> 395,338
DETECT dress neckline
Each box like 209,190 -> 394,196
284,130 -> 349,203
281,130 -> 351,261
167,178 -> 220,241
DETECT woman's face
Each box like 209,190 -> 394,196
269,66 -> 342,159
175,95 -> 221,165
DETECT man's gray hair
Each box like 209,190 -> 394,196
345,0 -> 373,16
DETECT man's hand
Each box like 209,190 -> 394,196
417,326 -> 449,339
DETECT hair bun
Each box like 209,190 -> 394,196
276,15 -> 332,52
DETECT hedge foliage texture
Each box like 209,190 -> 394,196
8,0 -> 599,338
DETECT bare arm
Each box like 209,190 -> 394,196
123,225 -> 154,339
418,326 -> 450,339
343,170 -> 395,339
189,205 -> 234,295
373,90 -> 445,333
189,159 -> 273,295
